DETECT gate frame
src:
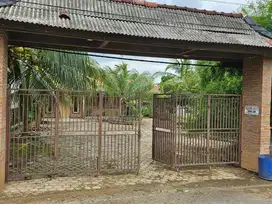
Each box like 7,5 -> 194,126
152,93 -> 241,168
5,89 -> 142,181
5,90 -> 11,182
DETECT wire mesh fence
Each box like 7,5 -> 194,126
6,89 -> 141,181
152,94 -> 240,168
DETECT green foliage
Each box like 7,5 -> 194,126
8,47 -> 105,135
158,60 -> 242,94
241,0 -> 272,139
103,63 -> 154,119
242,0 -> 272,31
11,135 -> 54,161
141,106 -> 152,117
197,62 -> 242,94
8,47 -> 104,90
103,63 -> 154,97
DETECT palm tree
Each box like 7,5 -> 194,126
104,63 -> 154,96
8,48 -> 103,90
154,59 -> 192,93
103,63 -> 154,117
8,47 -> 104,131
153,59 -> 191,79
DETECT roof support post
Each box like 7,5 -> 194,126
0,31 -> 8,191
241,56 -> 272,172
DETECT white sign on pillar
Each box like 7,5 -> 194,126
244,105 -> 260,116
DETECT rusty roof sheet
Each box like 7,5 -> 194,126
0,0 -> 271,48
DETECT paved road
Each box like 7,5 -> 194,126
18,187 -> 271,204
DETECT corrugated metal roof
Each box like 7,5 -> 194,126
0,0 -> 271,48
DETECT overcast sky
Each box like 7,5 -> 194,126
93,0 -> 249,83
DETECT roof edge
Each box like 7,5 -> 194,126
111,0 -> 244,18
244,16 -> 272,39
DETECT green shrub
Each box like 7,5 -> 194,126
142,106 -> 152,117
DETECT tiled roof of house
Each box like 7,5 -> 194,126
151,84 -> 160,93
0,0 -> 271,47
111,0 -> 244,17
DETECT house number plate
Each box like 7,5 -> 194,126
245,105 -> 259,116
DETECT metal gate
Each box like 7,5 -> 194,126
6,89 -> 141,181
152,94 -> 240,167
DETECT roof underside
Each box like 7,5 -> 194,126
0,0 -> 271,48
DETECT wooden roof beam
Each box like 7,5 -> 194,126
9,40 -> 247,61
98,41 -> 110,49
179,49 -> 196,57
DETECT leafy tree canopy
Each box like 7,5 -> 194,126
157,60 -> 242,94
242,0 -> 272,31
8,47 -> 104,90
103,63 -> 154,97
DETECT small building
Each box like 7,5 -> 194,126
44,92 -> 124,119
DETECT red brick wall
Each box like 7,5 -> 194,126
241,56 -> 272,172
0,32 -> 7,191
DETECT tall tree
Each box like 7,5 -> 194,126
8,47 -> 104,131
104,63 -> 154,96
154,59 -> 193,93
242,0 -> 272,31
8,48 -> 103,90
157,60 -> 242,94
103,63 -> 154,118
196,61 -> 242,94
153,59 -> 191,79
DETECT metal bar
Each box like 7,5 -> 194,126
5,89 -> 11,182
181,96 -> 185,165
172,95 -> 177,167
97,91 -> 103,175
207,95 -> 211,164
152,94 -> 156,160
54,91 -> 60,160
153,93 -> 241,97
177,95 -> 181,166
137,94 -> 141,175
175,161 -> 239,167
238,96 -> 242,165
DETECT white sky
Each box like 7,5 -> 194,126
92,0 -> 250,83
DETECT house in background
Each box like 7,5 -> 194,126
151,85 -> 160,93
44,93 -> 123,119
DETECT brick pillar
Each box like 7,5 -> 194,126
0,32 -> 7,191
241,56 -> 272,172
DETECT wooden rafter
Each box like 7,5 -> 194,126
98,41 -> 110,49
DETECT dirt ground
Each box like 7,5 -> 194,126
32,188 -> 272,204
2,176 -> 272,204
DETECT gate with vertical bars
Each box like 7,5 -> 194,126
152,94 -> 241,167
6,89 -> 141,181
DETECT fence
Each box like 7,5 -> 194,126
152,94 -> 240,167
6,89 -> 141,181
